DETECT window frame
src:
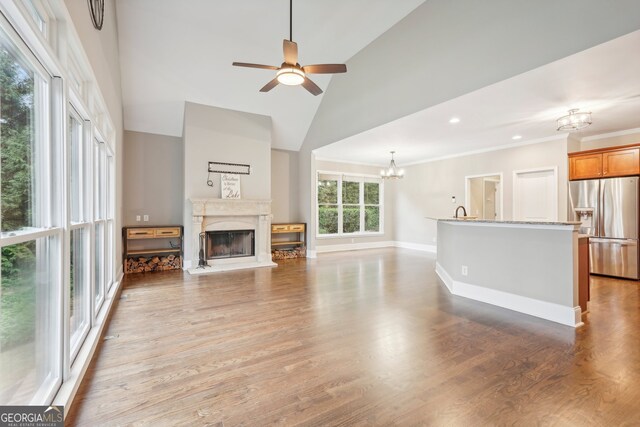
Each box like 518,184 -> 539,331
0,18 -> 63,405
66,101 -> 92,363
316,171 -> 384,238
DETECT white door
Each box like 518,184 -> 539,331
513,168 -> 557,221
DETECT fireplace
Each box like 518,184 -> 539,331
188,198 -> 277,274
206,230 -> 255,259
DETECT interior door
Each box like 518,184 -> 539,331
513,168 -> 557,221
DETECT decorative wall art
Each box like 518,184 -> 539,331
221,174 -> 241,199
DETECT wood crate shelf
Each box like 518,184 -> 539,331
123,225 -> 183,273
271,223 -> 306,259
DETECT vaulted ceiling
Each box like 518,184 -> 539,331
116,0 -> 640,161
115,0 -> 426,151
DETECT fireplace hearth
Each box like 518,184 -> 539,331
206,230 -> 255,259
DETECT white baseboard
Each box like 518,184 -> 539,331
307,250 -> 317,258
435,262 -> 583,328
394,241 -> 437,253
183,259 -> 192,269
316,240 -> 395,254
314,240 -> 438,255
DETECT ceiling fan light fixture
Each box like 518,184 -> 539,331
276,67 -> 305,85
556,108 -> 592,131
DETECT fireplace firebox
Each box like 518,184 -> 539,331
206,230 -> 255,260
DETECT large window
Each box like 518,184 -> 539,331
317,172 -> 383,236
0,25 -> 62,405
0,4 -> 118,407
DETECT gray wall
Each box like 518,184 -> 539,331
437,222 -> 576,307
271,149 -> 299,223
123,130 -> 183,226
182,102 -> 272,264
64,0 -> 125,271
314,159 -> 395,247
394,138 -> 570,246
298,0 -> 640,251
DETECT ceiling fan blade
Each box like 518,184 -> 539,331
302,64 -> 347,74
232,62 -> 279,70
301,77 -> 323,96
260,78 -> 280,93
283,39 -> 298,64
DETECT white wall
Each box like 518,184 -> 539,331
182,102 -> 272,264
123,131 -> 183,225
394,138 -> 570,246
271,149 -> 299,223
313,158 -> 395,248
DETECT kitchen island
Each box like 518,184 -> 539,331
436,218 -> 583,327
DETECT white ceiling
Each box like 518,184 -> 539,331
115,0 -> 426,150
315,30 -> 640,166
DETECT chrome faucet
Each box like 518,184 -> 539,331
454,205 -> 467,218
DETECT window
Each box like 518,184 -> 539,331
1,1 -> 119,408
317,172 -> 383,236
0,25 -> 62,405
68,106 -> 90,360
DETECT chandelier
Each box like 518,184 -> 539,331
380,151 -> 404,179
556,108 -> 592,131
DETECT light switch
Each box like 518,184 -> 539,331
143,215 -> 149,222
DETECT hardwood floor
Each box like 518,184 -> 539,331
67,248 -> 640,426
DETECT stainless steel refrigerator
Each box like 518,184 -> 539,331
569,177 -> 639,279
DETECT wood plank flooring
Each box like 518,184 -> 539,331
66,248 -> 640,426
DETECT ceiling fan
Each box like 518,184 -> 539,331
232,0 -> 347,96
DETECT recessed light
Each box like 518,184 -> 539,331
449,117 -> 460,124
512,135 -> 522,140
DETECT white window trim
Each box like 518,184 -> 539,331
316,170 -> 384,238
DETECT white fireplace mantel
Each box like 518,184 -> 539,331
187,198 -> 276,274
191,198 -> 271,218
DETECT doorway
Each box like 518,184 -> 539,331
465,173 -> 503,220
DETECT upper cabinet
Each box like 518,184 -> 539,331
569,145 -> 640,180
603,148 -> 639,177
569,153 -> 603,180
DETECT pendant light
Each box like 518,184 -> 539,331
380,151 -> 404,179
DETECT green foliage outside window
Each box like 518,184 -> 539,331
1,45 -> 37,350
318,175 -> 381,235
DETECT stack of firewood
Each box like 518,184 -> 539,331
125,254 -> 182,273
272,247 -> 306,260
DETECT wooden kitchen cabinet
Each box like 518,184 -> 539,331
569,144 -> 640,180
569,153 -> 602,180
603,148 -> 639,177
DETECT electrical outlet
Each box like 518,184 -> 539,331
461,265 -> 468,276
136,215 -> 141,222
143,215 -> 149,222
